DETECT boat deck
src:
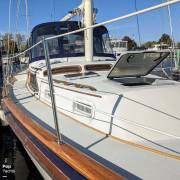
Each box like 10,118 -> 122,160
9,72 -> 180,180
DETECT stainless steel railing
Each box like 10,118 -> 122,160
3,0 -> 180,144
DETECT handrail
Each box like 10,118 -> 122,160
6,73 -> 180,141
42,38 -> 62,144
3,0 -> 180,60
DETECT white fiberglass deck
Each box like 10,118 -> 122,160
10,72 -> 180,180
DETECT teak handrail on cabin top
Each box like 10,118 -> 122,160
43,65 -> 82,76
53,79 -> 97,91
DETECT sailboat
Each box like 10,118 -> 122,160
2,0 -> 180,179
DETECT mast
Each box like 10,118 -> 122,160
60,0 -> 94,62
84,0 -> 93,62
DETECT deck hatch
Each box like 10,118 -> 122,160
107,51 -> 170,78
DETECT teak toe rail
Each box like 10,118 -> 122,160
4,98 -> 124,180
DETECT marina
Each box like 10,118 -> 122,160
1,0 -> 180,179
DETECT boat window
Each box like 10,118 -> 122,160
94,27 -> 113,56
108,51 -> 170,78
84,64 -> 112,71
43,65 -> 82,76
47,38 -> 60,55
32,35 -> 60,58
61,33 -> 84,55
102,33 -> 112,53
31,22 -> 84,60
30,22 -> 115,62
31,23 -> 59,59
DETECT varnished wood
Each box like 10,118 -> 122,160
44,65 -> 82,76
84,64 -> 112,71
53,79 -> 97,91
42,97 -> 180,162
4,98 -> 124,180
6,114 -> 68,180
42,80 -> 102,98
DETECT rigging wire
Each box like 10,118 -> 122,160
53,0 -> 56,21
134,0 -> 142,47
6,0 -> 12,80
166,0 -> 175,49
5,0 -> 180,61
51,0 -> 56,21
7,0 -> 12,56
12,0 -> 21,55
166,0 -> 176,71
159,0 -> 170,79
160,0 -> 166,39
25,0 -> 30,38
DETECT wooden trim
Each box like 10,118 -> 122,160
110,135 -> 180,161
42,80 -> 102,98
6,114 -> 68,180
4,98 -> 124,180
54,84 -> 101,98
53,79 -> 97,91
41,98 -> 180,161
43,65 -> 82,76
84,64 -> 112,71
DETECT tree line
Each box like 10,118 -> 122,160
122,33 -> 180,50
0,33 -> 27,55
1,32 -> 180,55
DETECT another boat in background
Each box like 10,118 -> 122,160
111,38 -> 128,59
147,43 -> 170,51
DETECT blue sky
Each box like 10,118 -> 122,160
0,0 -> 180,43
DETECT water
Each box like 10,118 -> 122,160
0,126 -> 43,180
0,62 -> 43,179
